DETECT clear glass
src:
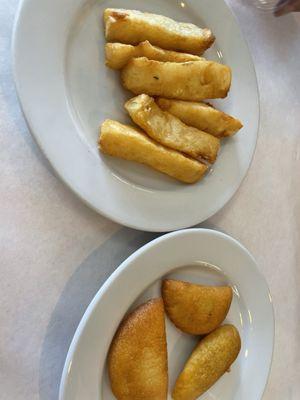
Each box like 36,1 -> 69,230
252,0 -> 278,11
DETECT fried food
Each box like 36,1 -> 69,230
162,279 -> 232,334
105,41 -> 204,70
99,119 -> 207,183
121,58 -> 231,101
108,298 -> 168,400
104,8 -> 214,54
125,95 -> 220,163
157,98 -> 243,137
172,325 -> 241,400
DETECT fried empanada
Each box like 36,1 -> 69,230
105,41 -> 203,70
172,325 -> 241,400
108,298 -> 168,400
162,279 -> 232,334
99,120 -> 208,184
121,58 -> 231,101
125,95 -> 220,162
157,98 -> 243,138
104,9 -> 214,54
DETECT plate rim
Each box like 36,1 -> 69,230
12,0 -> 260,232
59,228 -> 274,400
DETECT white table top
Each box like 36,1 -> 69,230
1,0 -> 300,399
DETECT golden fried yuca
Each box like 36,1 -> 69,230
125,95 -> 220,163
104,8 -> 214,54
108,298 -> 168,400
105,41 -> 204,70
99,120 -> 207,183
162,279 -> 232,335
121,58 -> 232,101
172,325 -> 241,400
157,98 -> 243,137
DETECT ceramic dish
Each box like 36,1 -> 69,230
59,229 -> 274,400
13,0 -> 259,232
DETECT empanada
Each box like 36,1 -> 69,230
162,279 -> 232,334
108,298 -> 168,400
173,325 -> 241,400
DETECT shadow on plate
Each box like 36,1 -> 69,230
38,222 -> 225,400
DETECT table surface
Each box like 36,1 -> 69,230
1,1 -> 300,399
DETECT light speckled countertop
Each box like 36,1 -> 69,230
1,1 -> 300,399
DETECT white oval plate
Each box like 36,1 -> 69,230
59,229 -> 274,400
13,0 -> 259,232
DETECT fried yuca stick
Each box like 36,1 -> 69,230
121,58 -> 231,101
104,8 -> 214,54
157,98 -> 243,137
99,120 -> 207,184
125,95 -> 220,163
105,41 -> 204,70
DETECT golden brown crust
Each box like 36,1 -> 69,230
157,98 -> 243,137
99,119 -> 208,183
108,298 -> 168,400
172,325 -> 241,400
125,95 -> 220,163
105,41 -> 204,70
105,42 -> 138,69
104,8 -> 214,54
162,279 -> 233,334
121,58 -> 231,101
